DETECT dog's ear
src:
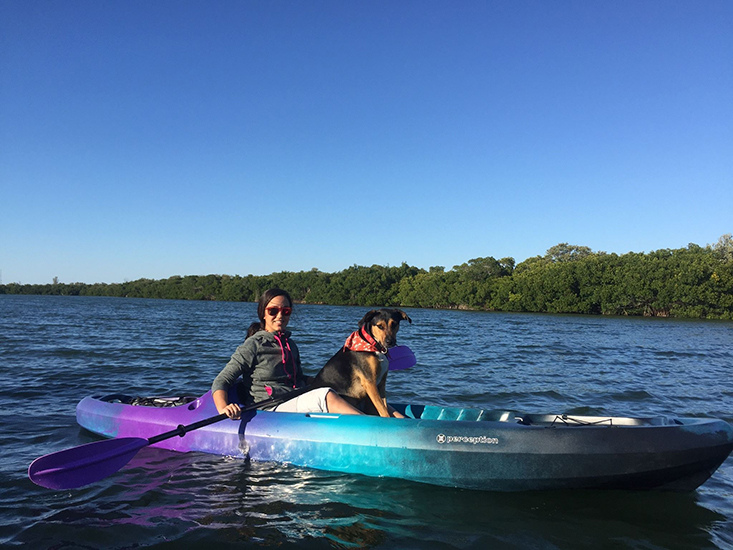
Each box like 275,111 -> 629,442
397,310 -> 412,324
358,310 -> 380,328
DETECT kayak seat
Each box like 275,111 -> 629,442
421,406 -> 461,420
456,409 -> 483,421
408,406 -> 489,421
401,405 -> 518,422
402,405 -> 462,420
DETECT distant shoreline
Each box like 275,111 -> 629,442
3,240 -> 732,320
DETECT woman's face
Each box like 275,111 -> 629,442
263,295 -> 292,333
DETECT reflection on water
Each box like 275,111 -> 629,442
19,445 -> 727,549
1,295 -> 733,549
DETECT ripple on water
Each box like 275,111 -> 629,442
2,296 -> 733,549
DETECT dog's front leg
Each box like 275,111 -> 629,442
377,375 -> 390,417
364,382 -> 390,417
356,361 -> 391,418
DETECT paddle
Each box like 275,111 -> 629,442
28,346 -> 416,490
28,385 -> 313,490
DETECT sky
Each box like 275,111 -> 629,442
1,1 -> 731,285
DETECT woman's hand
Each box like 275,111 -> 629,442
213,389 -> 242,419
221,403 -> 242,420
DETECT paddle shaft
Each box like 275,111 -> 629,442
148,385 -> 314,445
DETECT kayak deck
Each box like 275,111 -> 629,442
95,393 -> 678,426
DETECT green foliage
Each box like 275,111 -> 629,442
3,235 -> 732,319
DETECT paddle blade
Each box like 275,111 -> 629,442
29,437 -> 149,490
387,345 -> 416,370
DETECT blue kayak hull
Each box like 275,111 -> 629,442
76,391 -> 733,492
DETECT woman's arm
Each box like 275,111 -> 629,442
212,339 -> 257,418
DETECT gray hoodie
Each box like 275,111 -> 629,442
212,330 -> 307,406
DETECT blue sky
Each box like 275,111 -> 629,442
1,1 -> 731,285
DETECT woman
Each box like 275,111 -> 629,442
212,288 -> 363,419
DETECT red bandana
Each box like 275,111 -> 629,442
343,327 -> 384,353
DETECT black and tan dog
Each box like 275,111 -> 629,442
313,309 -> 411,417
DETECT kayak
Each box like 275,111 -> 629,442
76,389 -> 733,492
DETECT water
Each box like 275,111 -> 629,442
1,295 -> 732,549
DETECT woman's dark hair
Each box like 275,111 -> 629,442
246,288 -> 293,338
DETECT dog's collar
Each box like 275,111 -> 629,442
343,326 -> 386,353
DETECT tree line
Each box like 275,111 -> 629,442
3,235 -> 732,320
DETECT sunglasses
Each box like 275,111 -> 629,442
265,306 -> 292,317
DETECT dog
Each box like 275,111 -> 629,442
312,308 -> 411,417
